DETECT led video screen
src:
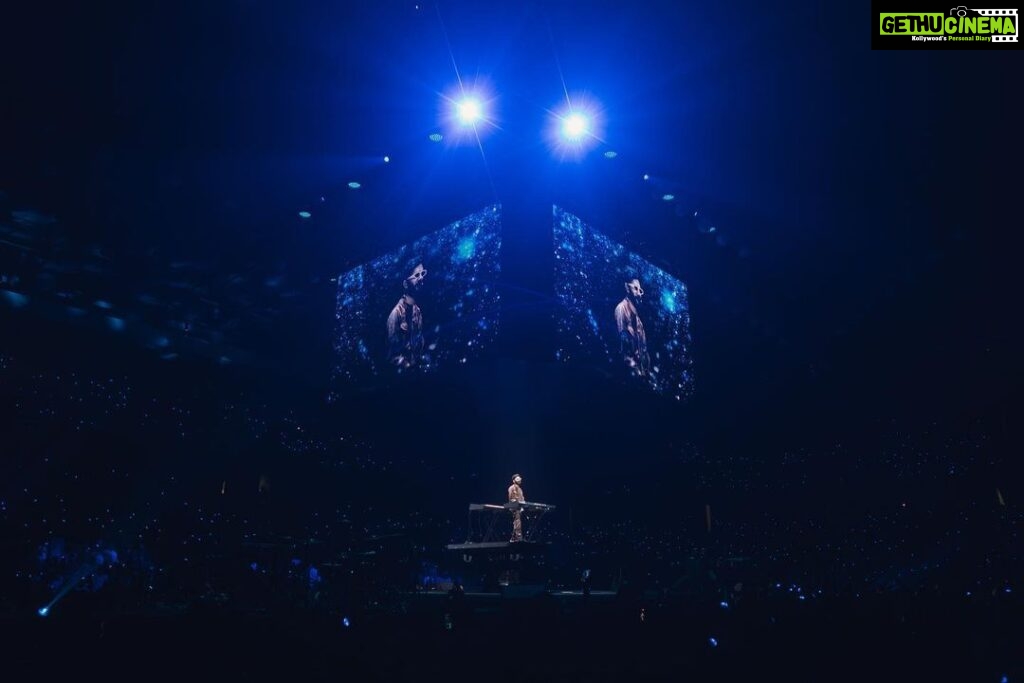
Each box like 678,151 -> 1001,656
553,206 -> 694,400
332,205 -> 501,391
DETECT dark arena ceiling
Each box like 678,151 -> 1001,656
3,2 -> 1017,429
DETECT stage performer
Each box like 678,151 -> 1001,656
508,474 -> 525,542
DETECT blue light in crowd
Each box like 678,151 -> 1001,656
38,607 -> 49,617
643,173 -> 650,181
708,637 -> 718,647
347,181 -> 361,189
1,290 -> 29,308
662,194 -> 675,202
383,155 -> 390,163
342,617 -> 351,628
298,211 -> 311,219
603,150 -> 617,159
719,601 -> 729,609
429,132 -> 443,143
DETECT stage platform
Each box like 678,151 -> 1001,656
445,541 -> 544,551
442,540 -> 551,591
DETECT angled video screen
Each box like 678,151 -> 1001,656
332,205 -> 501,392
553,206 -> 694,400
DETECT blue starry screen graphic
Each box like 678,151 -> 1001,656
553,206 -> 694,400
332,205 -> 501,390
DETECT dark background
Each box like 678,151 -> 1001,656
0,0 -> 1020,608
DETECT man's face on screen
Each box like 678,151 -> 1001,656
626,279 -> 644,302
404,263 -> 427,291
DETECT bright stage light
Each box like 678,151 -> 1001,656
561,112 -> 589,140
546,95 -> 603,159
440,82 -> 497,144
38,606 -> 49,617
456,98 -> 483,125
347,181 -> 361,190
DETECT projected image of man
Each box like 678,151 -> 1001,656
387,262 -> 427,368
615,278 -> 650,377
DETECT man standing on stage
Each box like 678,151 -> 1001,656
508,474 -> 525,542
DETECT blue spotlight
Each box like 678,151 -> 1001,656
456,97 -> 483,126
441,81 -> 497,143
708,637 -> 718,647
561,112 -> 590,141
298,211 -> 311,219
38,606 -> 49,617
662,194 -> 675,202
547,95 -> 603,158
342,616 -> 351,628
643,173 -> 650,181
383,155 -> 390,163
347,181 -> 361,190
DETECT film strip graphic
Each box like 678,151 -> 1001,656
972,8 -> 1018,41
